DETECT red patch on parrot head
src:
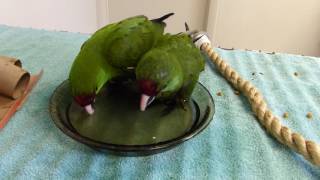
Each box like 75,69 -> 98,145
138,79 -> 157,96
74,94 -> 95,107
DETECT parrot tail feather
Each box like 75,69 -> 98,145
151,13 -> 174,24
185,22 -> 190,31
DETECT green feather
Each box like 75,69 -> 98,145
136,49 -> 184,99
69,48 -> 121,96
136,33 -> 205,100
105,16 -> 165,69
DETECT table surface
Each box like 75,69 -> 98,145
0,25 -> 320,179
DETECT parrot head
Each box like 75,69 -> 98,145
69,49 -> 109,115
136,49 -> 183,111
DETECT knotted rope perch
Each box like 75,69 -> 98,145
190,31 -> 320,166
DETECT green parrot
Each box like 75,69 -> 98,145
136,33 -> 205,111
69,13 -> 174,114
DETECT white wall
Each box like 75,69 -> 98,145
0,0 -> 98,33
0,0 -> 208,34
108,0 -> 208,33
0,0 -> 319,56
209,0 -> 320,56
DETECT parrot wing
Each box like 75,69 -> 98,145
69,48 -> 121,96
157,34 -> 205,100
104,16 -> 165,69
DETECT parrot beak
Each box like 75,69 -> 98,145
84,104 -> 94,115
140,94 -> 155,111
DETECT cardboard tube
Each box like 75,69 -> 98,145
0,61 -> 30,99
0,56 -> 22,67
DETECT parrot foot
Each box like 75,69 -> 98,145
177,98 -> 188,111
161,99 -> 188,116
162,98 -> 188,114
161,100 -> 176,116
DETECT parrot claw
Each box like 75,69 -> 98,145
163,98 -> 188,112
178,98 -> 188,111
84,104 -> 95,115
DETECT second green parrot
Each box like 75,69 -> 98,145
136,33 -> 205,111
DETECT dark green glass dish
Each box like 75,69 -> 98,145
49,80 -> 214,156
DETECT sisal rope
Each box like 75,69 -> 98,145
200,42 -> 320,166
